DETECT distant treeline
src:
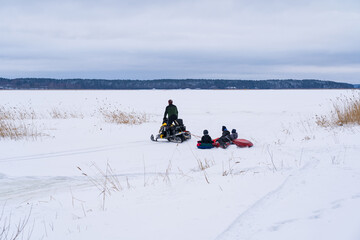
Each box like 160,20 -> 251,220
0,78 -> 354,90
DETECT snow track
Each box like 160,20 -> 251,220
0,141 -> 151,163
215,160 -> 319,240
216,158 -> 360,240
0,176 -> 92,204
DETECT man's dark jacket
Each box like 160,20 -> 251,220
164,104 -> 178,119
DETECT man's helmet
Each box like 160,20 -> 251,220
203,129 -> 209,135
232,129 -> 236,133
168,99 -> 173,105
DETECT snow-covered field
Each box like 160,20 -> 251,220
1,89 -> 360,240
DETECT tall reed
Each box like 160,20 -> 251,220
0,105 -> 40,140
316,93 -> 360,127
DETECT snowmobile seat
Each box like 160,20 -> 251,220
174,119 -> 186,131
174,119 -> 183,126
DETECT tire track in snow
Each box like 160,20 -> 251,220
0,171 -> 179,204
0,140 -> 154,163
0,176 -> 92,203
0,140 -> 180,203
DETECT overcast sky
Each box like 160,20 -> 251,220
1,0 -> 359,83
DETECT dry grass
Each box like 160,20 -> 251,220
158,160 -> 173,184
0,105 -> 41,140
49,107 -> 84,119
222,153 -> 241,176
0,105 -> 37,120
99,107 -> 148,125
0,120 -> 39,140
0,204 -> 34,240
316,93 -> 360,127
77,162 -> 123,210
197,158 -> 213,171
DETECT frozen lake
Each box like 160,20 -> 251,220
1,89 -> 359,240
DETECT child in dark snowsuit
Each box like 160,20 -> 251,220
217,126 -> 232,148
197,129 -> 214,149
229,129 -> 238,141
200,129 -> 213,144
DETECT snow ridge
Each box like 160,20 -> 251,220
216,160 -> 319,240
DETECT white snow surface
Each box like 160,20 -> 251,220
0,90 -> 360,240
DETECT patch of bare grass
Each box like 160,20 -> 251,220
0,105 -> 37,120
0,120 -> 40,140
49,107 -> 84,119
99,107 -> 147,125
0,105 -> 41,140
316,92 -> 360,127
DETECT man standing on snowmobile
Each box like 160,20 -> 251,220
163,99 -> 178,126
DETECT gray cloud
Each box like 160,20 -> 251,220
0,0 -> 360,83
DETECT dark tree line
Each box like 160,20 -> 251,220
0,78 -> 354,90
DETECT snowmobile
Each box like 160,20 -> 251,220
150,118 -> 191,143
